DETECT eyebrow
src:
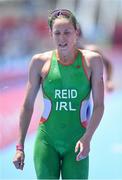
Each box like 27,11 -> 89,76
53,28 -> 74,32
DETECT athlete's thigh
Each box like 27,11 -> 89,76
61,148 -> 89,179
33,131 -> 60,179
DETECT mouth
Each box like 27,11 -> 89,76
59,43 -> 68,48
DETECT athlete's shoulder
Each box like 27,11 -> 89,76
32,50 -> 53,63
28,50 -> 54,73
82,49 -> 102,63
82,49 -> 100,58
84,44 -> 100,52
79,48 -> 103,71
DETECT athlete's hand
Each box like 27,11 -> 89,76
75,136 -> 90,161
13,150 -> 25,170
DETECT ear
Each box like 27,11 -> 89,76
75,29 -> 79,40
49,29 -> 53,37
76,29 -> 79,37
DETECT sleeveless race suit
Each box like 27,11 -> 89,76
34,49 -> 92,179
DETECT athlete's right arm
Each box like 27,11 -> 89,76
13,55 -> 43,170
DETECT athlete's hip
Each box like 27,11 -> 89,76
35,123 -> 86,152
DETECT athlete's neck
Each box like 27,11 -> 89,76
56,48 -> 78,65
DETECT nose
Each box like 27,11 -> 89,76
59,33 -> 66,42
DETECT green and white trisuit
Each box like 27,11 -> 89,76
34,49 -> 92,179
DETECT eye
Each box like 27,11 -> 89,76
64,31 -> 70,35
54,31 -> 60,35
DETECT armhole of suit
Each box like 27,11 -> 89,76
78,49 -> 90,81
42,50 -> 54,82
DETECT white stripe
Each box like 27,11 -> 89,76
80,98 -> 93,123
42,98 -> 51,119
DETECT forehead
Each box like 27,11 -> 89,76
52,17 -> 75,30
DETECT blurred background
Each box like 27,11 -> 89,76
0,0 -> 122,179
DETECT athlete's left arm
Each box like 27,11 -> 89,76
75,53 -> 104,161
86,53 -> 104,137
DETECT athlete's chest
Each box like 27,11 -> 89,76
43,62 -> 90,101
47,63 -> 86,89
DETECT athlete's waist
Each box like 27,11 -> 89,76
38,123 -> 85,146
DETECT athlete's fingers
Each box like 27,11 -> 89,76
13,160 -> 21,169
75,141 -> 80,153
13,160 -> 19,169
13,158 -> 24,170
76,142 -> 90,161
19,161 -> 24,170
76,149 -> 87,161
19,157 -> 24,170
76,153 -> 87,161
13,152 -> 25,170
76,142 -> 84,161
